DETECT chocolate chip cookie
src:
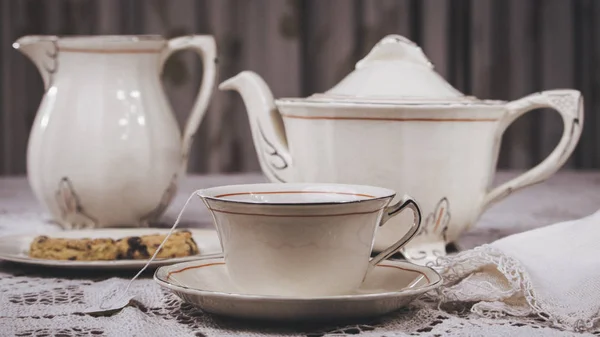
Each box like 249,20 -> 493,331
115,230 -> 199,259
29,235 -> 119,261
28,230 -> 200,261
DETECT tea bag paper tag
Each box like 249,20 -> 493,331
85,283 -> 135,315
84,191 -> 202,314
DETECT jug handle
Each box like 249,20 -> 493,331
160,35 -> 217,168
481,89 -> 583,211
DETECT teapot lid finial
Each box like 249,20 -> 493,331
308,34 -> 470,103
355,34 -> 433,70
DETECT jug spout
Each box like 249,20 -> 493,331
219,71 -> 293,183
13,35 -> 59,90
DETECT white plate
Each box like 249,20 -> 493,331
0,228 -> 222,270
154,256 -> 442,321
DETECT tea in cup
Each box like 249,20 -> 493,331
198,183 -> 422,297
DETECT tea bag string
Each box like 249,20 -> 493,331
99,190 -> 200,310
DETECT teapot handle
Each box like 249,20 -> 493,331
481,90 -> 583,211
160,35 -> 217,169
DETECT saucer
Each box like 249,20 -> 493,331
154,256 -> 442,321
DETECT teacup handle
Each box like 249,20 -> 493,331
481,89 -> 583,211
367,195 -> 422,271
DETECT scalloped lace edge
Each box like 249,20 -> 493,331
429,244 -> 600,333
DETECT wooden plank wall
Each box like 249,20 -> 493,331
0,0 -> 597,175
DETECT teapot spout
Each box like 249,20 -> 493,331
13,35 -> 59,90
219,71 -> 293,183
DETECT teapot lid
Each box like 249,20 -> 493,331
305,35 -> 476,104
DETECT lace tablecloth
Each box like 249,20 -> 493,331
1,172 -> 599,337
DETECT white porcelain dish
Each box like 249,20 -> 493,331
154,256 -> 442,321
0,228 -> 222,270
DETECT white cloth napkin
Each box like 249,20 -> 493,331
434,209 -> 600,333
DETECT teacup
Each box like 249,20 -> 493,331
198,183 -> 422,297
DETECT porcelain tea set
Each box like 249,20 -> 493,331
14,33 -> 583,320
151,182 -> 438,321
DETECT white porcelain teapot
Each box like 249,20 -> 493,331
14,35 -> 216,229
219,35 -> 583,264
